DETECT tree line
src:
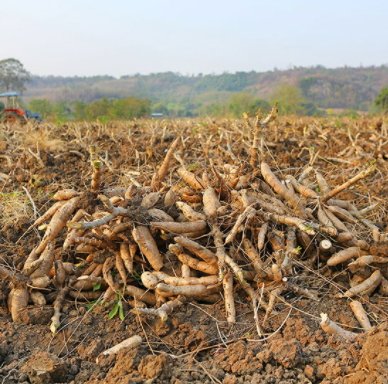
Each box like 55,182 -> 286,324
27,97 -> 151,122
24,65 -> 388,112
1,58 -> 387,121
23,85 -> 388,121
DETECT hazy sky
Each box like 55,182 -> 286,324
1,0 -> 387,77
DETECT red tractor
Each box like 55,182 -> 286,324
0,91 -> 41,123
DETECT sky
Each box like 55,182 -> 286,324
1,0 -> 387,77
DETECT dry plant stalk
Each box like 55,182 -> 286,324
249,105 -> 277,167
91,160 -> 102,192
321,165 -> 375,202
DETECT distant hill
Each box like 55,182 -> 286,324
24,65 -> 388,112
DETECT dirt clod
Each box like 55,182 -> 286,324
138,353 -> 170,379
269,338 -> 302,368
21,351 -> 68,384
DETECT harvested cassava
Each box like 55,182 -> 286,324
132,226 -> 164,271
1,111 -> 386,340
342,270 -> 382,298
97,335 -> 142,363
349,301 -> 372,331
8,285 -> 29,323
320,313 -> 358,341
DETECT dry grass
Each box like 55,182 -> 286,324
10,123 -> 66,152
21,129 -> 65,152
0,191 -> 32,227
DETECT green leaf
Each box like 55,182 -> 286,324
85,297 -> 102,313
187,163 -> 200,172
92,282 -> 102,292
108,302 -> 119,319
118,301 -> 125,321
293,245 -> 302,255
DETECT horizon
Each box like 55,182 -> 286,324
26,63 -> 388,79
1,0 -> 388,77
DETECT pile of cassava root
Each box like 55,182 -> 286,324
1,108 -> 387,340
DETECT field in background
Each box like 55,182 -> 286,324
24,65 -> 388,119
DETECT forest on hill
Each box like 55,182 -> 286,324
20,65 -> 388,118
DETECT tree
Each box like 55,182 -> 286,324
111,97 -> 151,119
299,102 -> 325,117
84,98 -> 111,120
28,99 -> 54,119
0,58 -> 31,92
270,84 -> 306,115
151,102 -> 169,116
228,93 -> 270,117
73,101 -> 88,120
374,87 -> 388,113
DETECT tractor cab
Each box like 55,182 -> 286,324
0,91 -> 41,123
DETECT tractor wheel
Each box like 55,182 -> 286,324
4,112 -> 27,125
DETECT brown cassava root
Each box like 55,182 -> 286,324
97,335 -> 142,363
5,117 -> 384,340
320,313 -> 358,341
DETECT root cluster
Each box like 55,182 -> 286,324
2,112 -> 387,339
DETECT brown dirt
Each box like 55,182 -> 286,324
0,117 -> 387,383
1,305 -> 386,383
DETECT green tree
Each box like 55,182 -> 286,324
81,97 -> 150,121
28,99 -> 54,119
0,58 -> 30,92
151,102 -> 169,116
73,101 -> 88,120
112,97 -> 150,119
299,102 -> 325,116
54,101 -> 73,122
85,98 -> 111,120
199,102 -> 227,116
270,84 -> 306,115
374,87 -> 388,113
228,93 -> 270,117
